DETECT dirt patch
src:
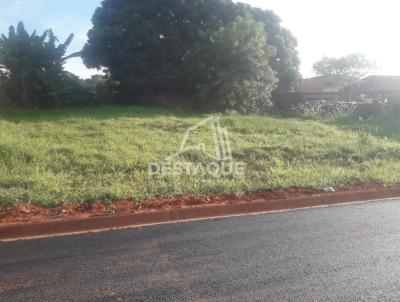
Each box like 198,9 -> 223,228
0,184 -> 394,225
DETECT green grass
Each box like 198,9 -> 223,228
1,105 -> 400,206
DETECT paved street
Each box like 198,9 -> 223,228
2,199 -> 400,301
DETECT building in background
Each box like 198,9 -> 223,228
278,75 -> 400,109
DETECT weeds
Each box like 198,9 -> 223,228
1,106 -> 400,206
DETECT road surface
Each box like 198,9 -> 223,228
2,199 -> 400,301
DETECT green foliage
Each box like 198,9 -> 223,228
238,4 -> 301,91
84,75 -> 120,105
0,22 -> 83,108
56,72 -> 97,107
1,106 -> 400,206
313,53 -> 376,79
82,0 -> 300,112
185,16 -> 278,113
0,77 -> 6,104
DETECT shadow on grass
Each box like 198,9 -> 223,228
321,113 -> 400,142
5,105 -> 399,144
0,105 -> 206,123
261,109 -> 400,143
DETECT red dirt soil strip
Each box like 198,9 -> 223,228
0,184 -> 394,225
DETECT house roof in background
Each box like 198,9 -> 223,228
296,75 -> 400,94
358,75 -> 400,92
296,76 -> 347,93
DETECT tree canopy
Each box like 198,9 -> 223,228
83,0 -> 300,112
313,53 -> 376,79
184,16 -> 277,112
0,22 -> 81,108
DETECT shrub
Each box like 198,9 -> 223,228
0,22 -> 79,108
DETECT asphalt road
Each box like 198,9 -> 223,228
2,199 -> 400,301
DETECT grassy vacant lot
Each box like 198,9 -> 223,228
1,106 -> 400,206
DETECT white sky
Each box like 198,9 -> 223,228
238,0 -> 400,77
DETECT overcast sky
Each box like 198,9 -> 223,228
1,0 -> 399,78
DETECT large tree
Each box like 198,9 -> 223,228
0,22 -> 78,108
82,0 -> 300,112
